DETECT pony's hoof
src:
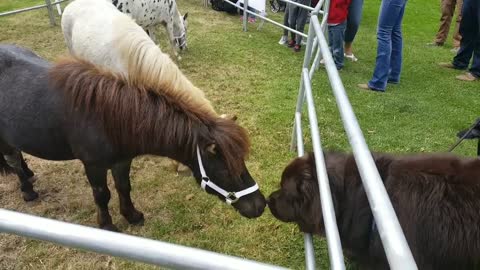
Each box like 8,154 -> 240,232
125,210 -> 145,225
23,191 -> 39,201
27,176 -> 37,183
102,224 -> 120,232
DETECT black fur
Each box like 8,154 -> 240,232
269,151 -> 480,270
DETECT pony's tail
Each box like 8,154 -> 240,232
0,154 -> 14,175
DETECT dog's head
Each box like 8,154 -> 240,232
268,152 -> 347,235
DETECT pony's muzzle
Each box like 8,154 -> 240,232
233,191 -> 266,218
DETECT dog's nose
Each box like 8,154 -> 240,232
266,196 -> 276,208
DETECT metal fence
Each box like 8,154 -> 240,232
224,0 -> 418,269
0,0 -> 68,26
0,0 -> 418,269
0,209 -> 287,270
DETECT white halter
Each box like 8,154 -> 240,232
196,145 -> 259,205
174,32 -> 187,48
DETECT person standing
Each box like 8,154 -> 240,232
438,0 -> 479,81
358,0 -> 408,92
278,5 -> 291,45
429,0 -> 463,51
287,0 -> 312,52
344,0 -> 364,62
327,0 -> 352,70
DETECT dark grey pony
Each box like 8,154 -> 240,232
0,44 -> 265,231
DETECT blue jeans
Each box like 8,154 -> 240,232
368,0 -> 407,91
452,0 -> 480,78
328,22 -> 347,70
345,0 -> 364,43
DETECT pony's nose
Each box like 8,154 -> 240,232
235,191 -> 266,218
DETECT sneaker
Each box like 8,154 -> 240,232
287,39 -> 295,48
344,53 -> 358,62
278,35 -> 288,45
293,44 -> 301,52
438,62 -> 466,70
248,17 -> 256,23
456,72 -> 479,81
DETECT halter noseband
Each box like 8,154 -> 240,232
196,145 -> 259,205
174,32 -> 187,48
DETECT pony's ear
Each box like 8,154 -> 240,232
183,12 -> 189,21
206,143 -> 217,154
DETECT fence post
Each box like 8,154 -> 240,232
56,1 -> 63,15
290,23 -> 315,151
243,0 -> 249,31
44,0 -> 56,26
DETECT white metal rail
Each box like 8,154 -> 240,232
219,0 -> 419,268
0,209 -> 287,270
0,0 -> 419,269
0,0 -> 67,26
302,15 -> 418,269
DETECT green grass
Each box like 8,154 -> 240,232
0,0 -> 53,12
0,0 -> 479,269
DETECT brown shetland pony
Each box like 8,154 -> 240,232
0,45 -> 265,231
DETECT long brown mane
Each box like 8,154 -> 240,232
49,57 -> 249,175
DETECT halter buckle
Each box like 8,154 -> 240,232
200,177 -> 210,190
226,192 -> 239,204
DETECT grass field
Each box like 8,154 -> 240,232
0,0 -> 479,269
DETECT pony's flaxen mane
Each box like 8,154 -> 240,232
49,57 -> 249,175
112,16 -> 217,117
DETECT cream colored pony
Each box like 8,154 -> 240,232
61,0 -> 215,116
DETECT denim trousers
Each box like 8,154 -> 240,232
288,0 -> 311,44
345,0 -> 364,43
368,0 -> 407,91
283,5 -> 290,36
452,0 -> 480,78
328,22 -> 347,70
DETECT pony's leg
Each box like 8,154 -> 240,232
2,149 -> 38,201
166,23 -> 180,59
111,160 -> 144,225
84,164 -> 117,231
21,158 -> 36,182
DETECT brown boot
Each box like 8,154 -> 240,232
438,62 -> 466,70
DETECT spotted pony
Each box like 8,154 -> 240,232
111,0 -> 188,54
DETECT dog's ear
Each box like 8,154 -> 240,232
298,155 -> 316,201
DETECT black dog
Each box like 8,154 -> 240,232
268,152 -> 480,270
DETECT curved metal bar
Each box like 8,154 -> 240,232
310,15 -> 418,270
302,68 -> 346,270
0,209 -> 287,270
